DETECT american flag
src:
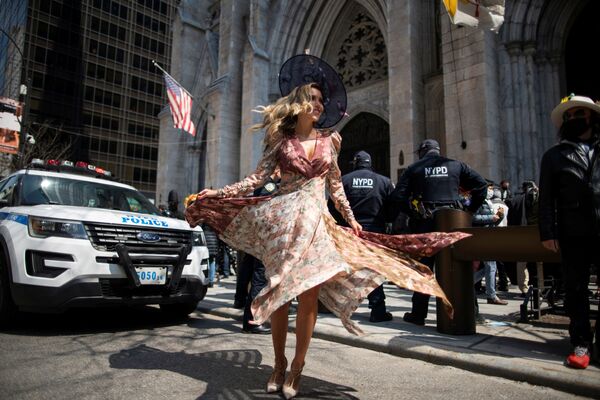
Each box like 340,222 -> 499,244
163,72 -> 196,136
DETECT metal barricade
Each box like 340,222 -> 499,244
433,208 -> 561,335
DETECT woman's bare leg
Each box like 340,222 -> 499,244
291,286 -> 320,369
266,302 -> 291,393
271,301 -> 291,363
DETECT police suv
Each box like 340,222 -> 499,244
0,159 -> 209,323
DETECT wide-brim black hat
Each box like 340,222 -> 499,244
278,54 -> 347,129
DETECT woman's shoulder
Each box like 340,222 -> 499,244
319,129 -> 341,151
317,128 -> 336,137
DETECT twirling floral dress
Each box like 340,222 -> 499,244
185,130 -> 467,335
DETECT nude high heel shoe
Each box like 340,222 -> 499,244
282,362 -> 304,399
266,357 -> 287,393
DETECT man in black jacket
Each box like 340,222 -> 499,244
539,94 -> 600,369
238,176 -> 279,334
201,223 -> 219,288
391,139 -> 488,326
337,150 -> 395,322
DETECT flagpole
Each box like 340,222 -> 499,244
153,59 -> 214,118
152,60 -> 194,98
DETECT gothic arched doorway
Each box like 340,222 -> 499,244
339,112 -> 390,177
565,1 -> 600,100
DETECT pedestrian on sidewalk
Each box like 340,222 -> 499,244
239,254 -> 271,334
236,176 -> 280,334
499,179 -> 512,203
167,190 -> 184,220
506,181 -> 540,296
472,182 -> 508,306
201,223 -> 219,288
233,252 -> 252,309
390,138 -> 488,326
216,240 -> 231,279
330,150 -> 395,322
539,94 -> 600,370
495,181 -> 511,291
186,54 -> 467,399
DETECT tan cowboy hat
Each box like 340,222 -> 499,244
551,94 -> 600,127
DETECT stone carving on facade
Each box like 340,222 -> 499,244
335,12 -> 387,88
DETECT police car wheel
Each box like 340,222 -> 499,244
159,301 -> 198,317
0,255 -> 17,325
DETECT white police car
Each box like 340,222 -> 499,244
0,160 -> 209,323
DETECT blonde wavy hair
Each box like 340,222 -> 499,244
251,83 -> 321,149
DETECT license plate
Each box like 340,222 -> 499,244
135,267 -> 167,285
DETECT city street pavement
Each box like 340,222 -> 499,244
200,278 -> 600,399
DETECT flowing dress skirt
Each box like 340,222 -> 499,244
187,178 -> 466,335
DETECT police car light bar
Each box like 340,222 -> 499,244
28,159 -> 113,178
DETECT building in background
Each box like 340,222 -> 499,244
157,0 -> 599,205
0,0 -> 178,197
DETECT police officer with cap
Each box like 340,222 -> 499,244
332,150 -> 395,322
391,138 -> 487,326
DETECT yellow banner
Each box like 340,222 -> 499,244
442,0 -> 505,32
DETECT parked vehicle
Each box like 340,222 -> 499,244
0,159 -> 209,324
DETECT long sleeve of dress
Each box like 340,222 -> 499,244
218,144 -> 279,198
326,132 -> 356,224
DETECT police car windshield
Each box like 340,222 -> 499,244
20,175 -> 161,215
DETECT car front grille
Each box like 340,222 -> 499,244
99,278 -> 186,297
84,222 -> 192,251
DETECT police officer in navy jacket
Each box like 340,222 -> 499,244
333,150 -> 395,322
391,139 -> 487,326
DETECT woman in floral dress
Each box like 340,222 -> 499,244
185,56 -> 467,399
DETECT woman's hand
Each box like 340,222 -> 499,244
349,220 -> 363,236
541,239 -> 559,253
196,188 -> 219,201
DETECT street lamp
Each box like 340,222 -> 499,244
0,26 -> 31,168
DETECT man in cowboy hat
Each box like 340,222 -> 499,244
539,94 -> 600,369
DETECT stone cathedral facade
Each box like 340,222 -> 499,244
156,0 -> 598,207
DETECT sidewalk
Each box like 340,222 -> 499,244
198,278 -> 600,398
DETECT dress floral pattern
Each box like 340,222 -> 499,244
185,130 -> 468,335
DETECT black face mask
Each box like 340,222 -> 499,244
562,118 -> 590,141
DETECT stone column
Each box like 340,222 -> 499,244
156,5 -> 206,206
503,41 -> 549,184
522,43 -> 537,180
387,0 -> 421,183
545,55 -> 562,150
534,53 -> 551,157
507,42 -> 525,183
498,45 -> 515,183
204,0 -> 248,188
239,0 -> 271,177
442,19 -> 497,178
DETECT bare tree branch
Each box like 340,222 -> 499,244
11,121 -> 72,169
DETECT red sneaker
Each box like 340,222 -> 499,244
566,346 -> 590,369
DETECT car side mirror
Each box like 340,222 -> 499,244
0,199 -> 8,208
